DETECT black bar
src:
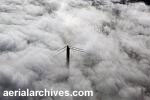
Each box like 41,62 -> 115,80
66,45 -> 70,68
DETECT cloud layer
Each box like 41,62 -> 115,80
0,0 -> 150,100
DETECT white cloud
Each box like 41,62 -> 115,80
0,0 -> 150,100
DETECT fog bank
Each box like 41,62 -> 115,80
0,0 -> 150,100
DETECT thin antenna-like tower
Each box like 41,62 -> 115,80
55,45 -> 85,68
66,45 -> 70,68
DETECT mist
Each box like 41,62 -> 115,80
0,0 -> 150,100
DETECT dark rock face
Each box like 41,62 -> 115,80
129,0 -> 150,5
114,0 -> 150,5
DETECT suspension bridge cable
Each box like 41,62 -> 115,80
70,47 -> 87,53
54,48 -> 66,56
70,46 -> 85,51
56,46 -> 67,52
